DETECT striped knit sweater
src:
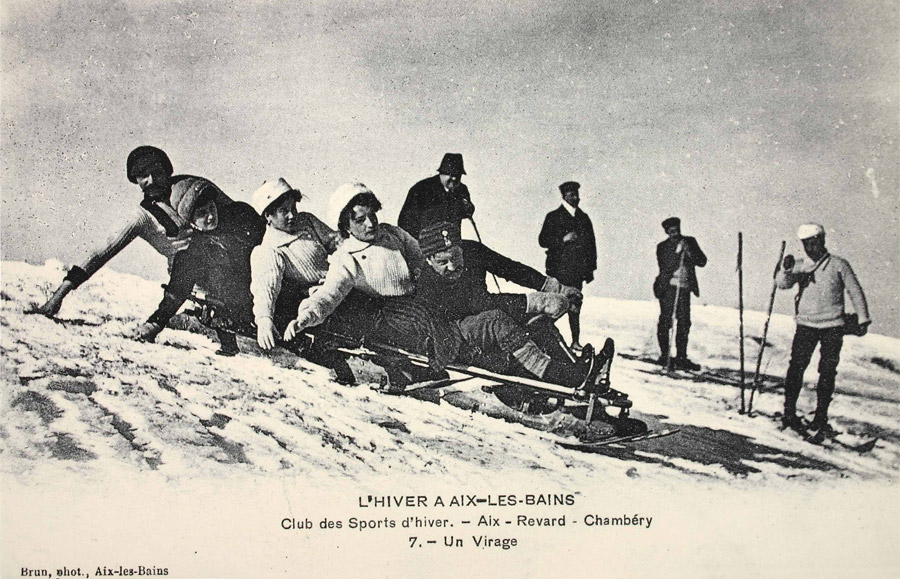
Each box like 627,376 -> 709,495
295,223 -> 425,327
249,213 -> 341,325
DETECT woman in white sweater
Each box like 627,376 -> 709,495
284,182 -> 461,369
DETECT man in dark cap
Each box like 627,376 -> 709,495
398,153 -> 475,239
32,146 -> 232,317
416,221 -> 606,397
776,223 -> 870,441
538,181 -> 597,352
654,217 -> 707,370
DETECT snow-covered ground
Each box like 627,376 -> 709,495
4,260 -> 898,486
2,261 -> 899,577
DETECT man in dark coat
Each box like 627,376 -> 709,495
538,181 -> 597,351
398,153 -> 475,239
654,217 -> 707,370
416,222 -> 603,398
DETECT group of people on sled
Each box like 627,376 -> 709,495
32,145 -> 873,438
33,146 -> 610,399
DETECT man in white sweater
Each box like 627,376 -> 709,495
776,223 -> 871,440
33,146 -> 232,318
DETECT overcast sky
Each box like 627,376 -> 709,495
2,0 -> 897,336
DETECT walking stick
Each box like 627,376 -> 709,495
738,233 -> 746,413
747,240 -> 786,414
468,217 -> 502,293
667,248 -> 687,370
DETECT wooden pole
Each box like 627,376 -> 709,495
747,240 -> 786,414
738,232 -> 746,413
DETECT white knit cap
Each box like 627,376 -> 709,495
797,223 -> 825,240
328,182 -> 373,228
251,178 -> 301,215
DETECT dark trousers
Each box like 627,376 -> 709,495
783,325 -> 844,424
657,285 -> 692,359
316,291 -> 462,371
457,310 -> 530,356
559,279 -> 584,344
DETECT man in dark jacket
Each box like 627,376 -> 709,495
416,222 -> 604,398
398,153 -> 475,239
133,184 -> 265,355
654,217 -> 707,370
538,181 -> 597,351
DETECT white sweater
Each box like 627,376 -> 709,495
295,224 -> 425,327
776,253 -> 870,329
249,213 -> 341,325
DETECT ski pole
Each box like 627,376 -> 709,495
667,248 -> 687,370
747,240 -> 786,414
738,232 -> 746,413
468,217 -> 503,293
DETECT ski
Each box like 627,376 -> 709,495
771,413 -> 879,454
804,431 -> 879,453
555,428 -> 682,450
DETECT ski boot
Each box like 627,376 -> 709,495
780,413 -> 807,435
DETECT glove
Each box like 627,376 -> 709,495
562,231 -> 578,243
560,285 -> 583,308
460,198 -> 475,219
783,254 -> 795,271
131,321 -> 164,343
30,296 -> 63,318
541,277 -> 583,308
257,318 -> 277,350
283,310 -> 317,342
541,276 -> 563,293
525,292 -> 569,320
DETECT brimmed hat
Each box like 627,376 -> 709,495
797,223 -> 825,240
559,181 -> 580,194
127,146 -> 173,184
661,217 -> 681,230
252,178 -> 302,215
437,153 -> 466,176
328,182 -> 374,228
419,221 -> 461,257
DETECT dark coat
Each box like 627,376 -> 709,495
417,240 -> 546,322
655,236 -> 707,297
398,174 -> 474,239
538,205 -> 597,285
148,202 -> 265,328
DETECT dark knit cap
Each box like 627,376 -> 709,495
661,217 -> 681,230
174,181 -> 218,220
437,153 -> 466,176
559,181 -> 580,194
419,221 -> 461,257
127,146 -> 173,183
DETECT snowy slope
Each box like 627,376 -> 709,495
2,260 -> 899,489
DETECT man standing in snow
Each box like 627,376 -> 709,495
539,181 -> 597,352
654,217 -> 707,370
31,146 -> 232,317
398,153 -> 475,239
777,223 -> 870,441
